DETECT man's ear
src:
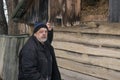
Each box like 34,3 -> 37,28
34,33 -> 37,37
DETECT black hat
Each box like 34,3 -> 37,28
33,22 -> 48,33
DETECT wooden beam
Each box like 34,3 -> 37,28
53,41 -> 120,59
57,58 -> 120,80
59,68 -> 102,80
12,0 -> 33,20
55,49 -> 120,71
54,32 -> 120,48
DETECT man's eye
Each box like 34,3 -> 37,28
39,31 -> 44,33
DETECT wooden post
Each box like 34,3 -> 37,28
109,0 -> 120,22
48,0 -> 50,22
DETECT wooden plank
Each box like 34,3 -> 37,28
0,35 -> 29,80
0,37 -> 7,78
3,37 -> 18,80
57,58 -> 120,80
55,49 -> 120,71
59,68 -> 103,80
53,41 -> 120,59
54,23 -> 120,36
54,32 -> 120,48
80,30 -> 120,36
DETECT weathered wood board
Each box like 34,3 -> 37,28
0,35 -> 29,80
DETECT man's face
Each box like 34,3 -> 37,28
34,28 -> 48,43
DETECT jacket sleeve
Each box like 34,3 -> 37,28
47,29 -> 53,44
50,46 -> 61,80
20,49 -> 41,80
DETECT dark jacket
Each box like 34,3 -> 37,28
18,30 -> 61,80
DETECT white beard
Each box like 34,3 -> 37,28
38,38 -> 47,43
34,33 -> 48,43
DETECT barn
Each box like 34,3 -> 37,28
1,0 -> 120,80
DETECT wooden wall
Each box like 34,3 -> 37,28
1,22 -> 120,80
53,23 -> 120,80
0,35 -> 29,80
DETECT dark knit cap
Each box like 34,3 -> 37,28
33,22 -> 48,33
